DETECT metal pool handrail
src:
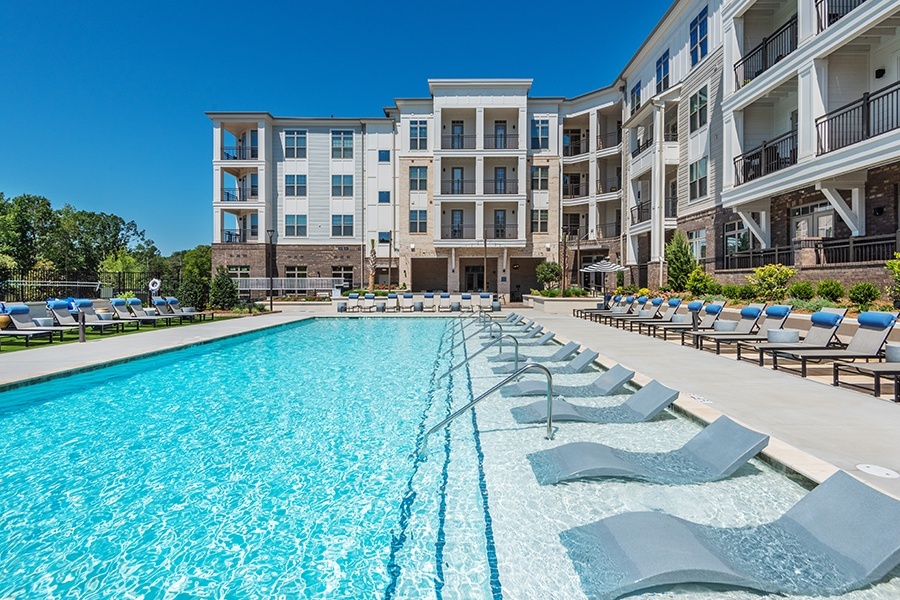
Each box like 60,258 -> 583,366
424,364 -> 554,451
447,321 -> 493,352
438,334 -> 519,380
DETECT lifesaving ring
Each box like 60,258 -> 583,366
148,278 -> 161,292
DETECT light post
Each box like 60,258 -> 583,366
266,229 -> 275,311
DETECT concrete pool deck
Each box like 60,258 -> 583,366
1,307 -> 898,499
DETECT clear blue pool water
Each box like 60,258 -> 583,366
0,318 -> 493,598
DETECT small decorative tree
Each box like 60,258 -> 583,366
209,265 -> 239,310
885,252 -> 900,307
367,239 -> 377,293
747,264 -> 796,301
177,270 -> 210,310
664,230 -> 695,292
536,261 -> 562,290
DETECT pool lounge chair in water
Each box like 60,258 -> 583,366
490,340 -> 580,363
501,364 -> 634,397
511,379 -> 678,424
494,348 -> 600,376
736,308 -> 847,365
503,312 -> 520,323
558,470 -> 900,600
527,416 -> 769,485
515,331 -> 556,346
770,311 -> 899,377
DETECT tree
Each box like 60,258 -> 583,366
0,194 -> 57,269
177,270 -> 210,310
367,239 -> 377,293
43,205 -> 146,272
99,248 -> 139,273
536,261 -> 562,290
180,245 -> 212,278
209,265 -> 238,310
664,230 -> 695,292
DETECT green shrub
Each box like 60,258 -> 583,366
685,266 -> 720,295
536,261 -> 562,289
848,282 -> 880,310
722,283 -> 757,301
542,287 -> 561,298
621,284 -> 639,294
176,270 -> 210,310
664,230 -> 695,291
615,271 -> 625,288
885,252 -> 900,301
565,286 -> 587,297
209,265 -> 239,310
747,264 -> 796,301
817,279 -> 845,302
787,281 -> 816,301
787,297 -> 840,312
657,284 -> 672,293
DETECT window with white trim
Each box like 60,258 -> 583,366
331,215 -> 353,236
531,166 -> 549,190
630,82 -> 641,115
331,175 -> 353,197
689,157 -> 708,200
285,174 -> 306,197
690,7 -> 708,66
331,130 -> 353,159
531,209 -> 549,233
690,87 -> 708,132
688,229 -> 706,260
656,51 -> 670,93
410,166 -> 427,191
285,130 -> 306,158
410,120 -> 427,150
409,210 -> 427,233
531,119 -> 549,150
285,214 -> 307,237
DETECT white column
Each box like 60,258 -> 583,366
213,207 -> 222,243
517,107 -> 527,151
517,155 -> 527,201
517,200 -> 527,241
650,103 -> 666,261
723,110 -> 742,190
476,156 -> 484,195
257,120 -> 267,162
798,58 -> 828,160
589,110 -> 598,152
433,109 -> 441,151
798,0 -> 815,42
475,200 -> 485,240
588,199 -> 598,240
213,120 -> 222,161
723,20 -> 741,98
476,107 -> 484,150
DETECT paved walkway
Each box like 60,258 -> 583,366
514,308 -> 900,498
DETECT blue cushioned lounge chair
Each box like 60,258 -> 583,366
736,307 -> 848,365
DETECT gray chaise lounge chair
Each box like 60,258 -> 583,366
6,303 -> 75,341
736,308 -> 847,365
623,298 -> 682,331
492,348 -> 599,375
501,364 -> 635,397
607,297 -> 662,328
647,301 -> 726,340
690,304 -> 791,354
166,297 -> 215,321
771,311 -> 898,377
53,300 -> 121,334
594,296 -> 645,325
559,471 -> 900,599
490,340 -> 579,362
510,379 -> 678,424
528,416 -> 769,485
680,303 -> 767,347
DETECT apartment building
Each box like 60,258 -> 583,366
208,0 -> 900,294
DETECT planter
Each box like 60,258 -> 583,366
768,329 -> 800,343
0,314 -> 9,330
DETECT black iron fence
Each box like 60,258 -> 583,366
484,179 -> 519,194
816,79 -> 900,154
735,15 -> 798,88
597,131 -> 622,149
797,234 -> 897,264
562,183 -> 589,198
222,146 -> 258,160
722,246 -> 795,270
440,179 -> 476,194
816,0 -> 868,32
563,138 -> 589,156
0,269 -> 182,303
631,137 -> 653,158
441,134 -> 476,150
484,134 -> 519,149
734,129 -> 798,185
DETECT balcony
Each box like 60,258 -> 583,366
797,234 -> 897,264
222,146 -> 258,160
733,130 -> 798,185
441,134 -> 476,150
597,221 -> 621,239
221,229 -> 258,244
438,224 -> 520,240
484,224 -> 519,240
665,196 -> 677,218
816,79 -> 900,154
663,132 -> 678,142
597,131 -> 622,149
816,0 -> 868,32
484,179 -> 519,195
734,15 -> 798,88
484,134 -> 519,150
441,224 -> 476,240
630,198 -> 676,224
562,183 -> 589,199
440,179 -> 476,195
722,246 -> 795,270
631,137 -> 653,158
563,138 -> 590,157
597,177 -> 622,195
221,187 -> 259,202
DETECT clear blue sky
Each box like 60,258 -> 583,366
0,0 -> 673,255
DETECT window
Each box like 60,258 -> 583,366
285,174 -> 307,197
285,265 -> 307,279
409,210 -> 428,233
332,266 -> 354,287
630,82 -> 641,115
410,166 -> 428,191
285,130 -> 307,158
689,158 -> 708,199
378,191 -> 391,203
410,120 -> 427,150
724,221 -> 750,255
531,119 -> 549,150
791,202 -> 835,240
688,229 -> 706,260
656,51 -> 670,93
378,149 -> 390,162
227,266 -> 250,278
331,175 -> 353,197
531,166 -> 549,190
331,214 -> 354,236
331,130 -> 353,159
690,7 -> 709,66
531,209 -> 549,233
690,87 -> 708,132
378,231 -> 391,244
285,214 -> 307,237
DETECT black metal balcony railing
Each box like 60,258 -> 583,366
816,0 -> 868,32
723,246 -> 795,270
597,131 -> 622,149
562,225 -> 587,240
484,179 -> 519,194
563,138 -> 590,157
484,224 -> 519,240
597,221 -> 621,239
221,229 -> 257,244
816,79 -> 900,154
441,224 -> 476,240
665,196 -> 678,218
631,137 -> 653,158
797,234 -> 897,264
441,134 -> 476,150
221,187 -> 260,202
222,146 -> 258,160
734,129 -> 798,185
484,134 -> 519,149
597,177 -> 622,194
663,132 -> 679,142
440,179 -> 476,195
562,183 -> 589,199
631,203 -> 651,225
735,15 -> 798,88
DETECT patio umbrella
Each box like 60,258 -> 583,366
580,259 -> 627,297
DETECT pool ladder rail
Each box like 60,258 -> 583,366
422,363 -> 555,456
439,334 -> 520,380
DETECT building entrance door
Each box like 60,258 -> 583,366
465,266 -> 484,292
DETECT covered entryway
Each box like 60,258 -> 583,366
459,258 -> 497,293
411,258 -> 448,292
508,257 -> 543,302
